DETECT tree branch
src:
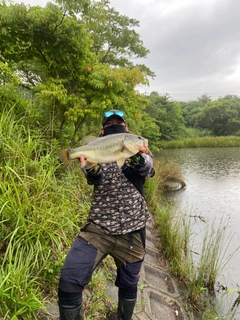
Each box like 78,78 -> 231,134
52,10 -> 67,34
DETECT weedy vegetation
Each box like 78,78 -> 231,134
0,109 -> 90,318
145,161 -> 240,319
1,108 -> 240,319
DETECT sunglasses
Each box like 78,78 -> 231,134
104,110 -> 125,118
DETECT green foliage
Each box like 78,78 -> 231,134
145,158 -> 184,205
145,92 -> 185,141
0,1 -> 95,78
137,111 -> 161,152
82,0 -> 154,76
194,96 -> 240,136
0,61 -> 30,114
0,108 -> 92,318
0,1 -> 152,147
180,94 -> 212,128
0,241 -> 43,318
182,127 -> 212,138
55,0 -> 91,14
0,61 -> 20,85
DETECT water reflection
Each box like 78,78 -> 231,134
160,147 -> 240,314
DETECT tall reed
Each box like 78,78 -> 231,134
0,109 -> 91,318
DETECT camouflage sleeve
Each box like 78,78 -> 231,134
81,164 -> 103,185
129,153 -> 155,177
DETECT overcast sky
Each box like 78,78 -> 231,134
15,0 -> 240,101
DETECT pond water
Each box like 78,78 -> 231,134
160,147 -> 240,315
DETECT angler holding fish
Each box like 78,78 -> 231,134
57,110 -> 155,320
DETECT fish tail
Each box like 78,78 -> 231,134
58,149 -> 70,166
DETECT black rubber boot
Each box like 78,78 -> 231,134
58,294 -> 82,320
117,291 -> 136,320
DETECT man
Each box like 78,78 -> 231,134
58,110 -> 154,320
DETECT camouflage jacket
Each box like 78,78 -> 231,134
85,161 -> 151,235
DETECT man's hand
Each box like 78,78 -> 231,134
79,156 -> 87,167
79,156 -> 101,173
129,153 -> 146,167
139,146 -> 150,154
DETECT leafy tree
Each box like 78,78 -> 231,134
82,0 -> 154,77
145,92 -> 185,141
194,96 -> 240,136
0,61 -> 20,85
0,1 -> 150,146
0,61 -> 29,114
180,94 -> 212,128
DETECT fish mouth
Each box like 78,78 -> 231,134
142,138 -> 148,147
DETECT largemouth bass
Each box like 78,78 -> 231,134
58,133 -> 149,168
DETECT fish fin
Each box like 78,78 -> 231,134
58,149 -> 70,166
82,136 -> 98,145
116,158 -> 126,168
121,141 -> 137,154
84,160 -> 98,170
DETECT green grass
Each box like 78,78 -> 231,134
0,109 -> 91,318
158,136 -> 240,149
